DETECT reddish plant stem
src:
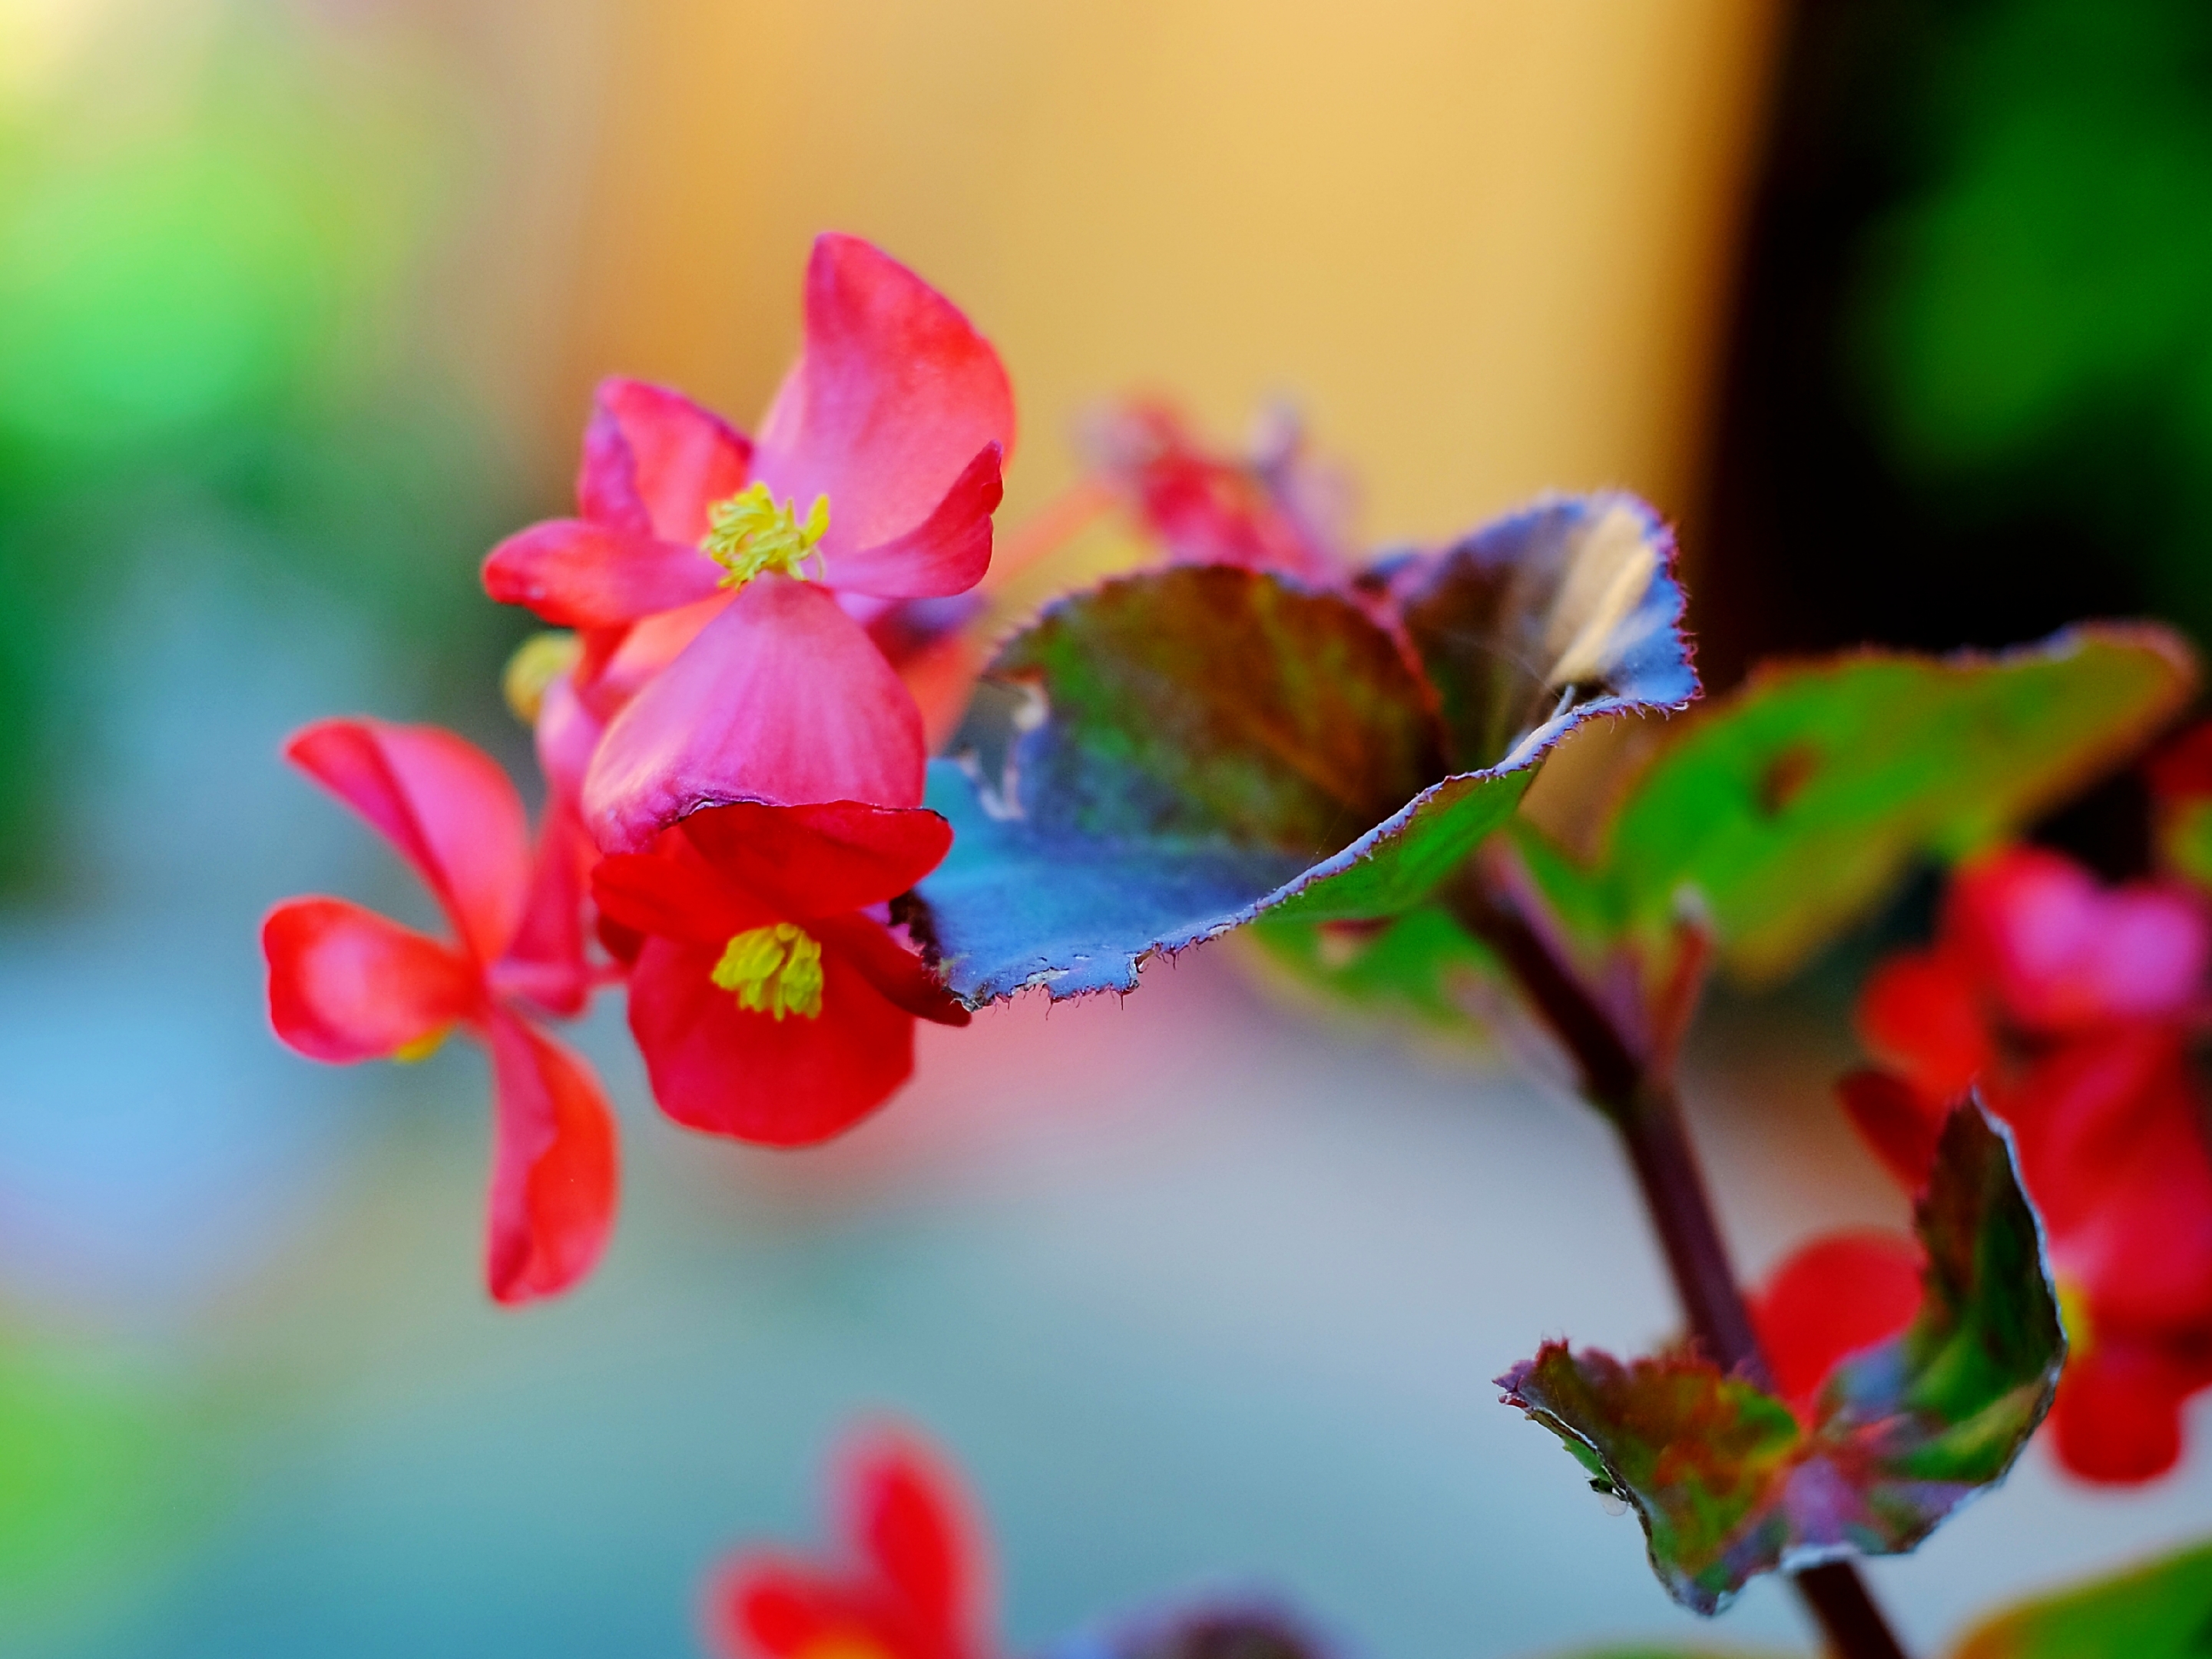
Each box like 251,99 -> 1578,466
1448,880 -> 1911,1659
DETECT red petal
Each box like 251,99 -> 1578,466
495,803 -> 598,1018
1856,947 -> 1992,1103
582,576 -> 926,854
2147,715 -> 2212,804
482,1012 -> 620,1305
285,719 -> 531,963
263,899 -> 479,1061
592,838 -> 773,949
839,1427 -> 988,1651
581,376 -> 753,545
814,914 -> 970,1026
753,235 -> 1013,593
825,444 -> 1003,601
710,1560 -> 869,1659
679,801 -> 952,919
1749,1230 -> 1924,1412
628,937 -> 916,1144
1948,846 -> 2210,1031
483,519 -> 720,629
1837,1068 -> 1949,1190
2048,1341 -> 2195,1483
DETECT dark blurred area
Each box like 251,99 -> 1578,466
1700,0 -> 2212,690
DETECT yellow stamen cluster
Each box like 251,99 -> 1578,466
700,482 -> 830,589
2058,1277 -> 2094,1362
502,629 -> 582,724
711,922 -> 826,1021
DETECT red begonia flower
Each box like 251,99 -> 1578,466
482,235 -> 1012,850
1081,399 -> 1348,582
592,800 -> 969,1144
1749,1230 -> 1926,1416
262,719 -> 618,1305
1839,844 -> 2212,1482
708,1427 -> 994,1659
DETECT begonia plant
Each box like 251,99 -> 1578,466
262,236 -> 2212,1658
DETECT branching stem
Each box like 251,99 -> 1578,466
1445,879 -> 1911,1659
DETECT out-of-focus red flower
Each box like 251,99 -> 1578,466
708,1427 -> 993,1659
1749,1230 -> 1926,1416
1081,399 -> 1349,583
1800,845 -> 2212,1482
592,800 -> 969,1144
483,233 -> 1015,850
261,719 -> 618,1304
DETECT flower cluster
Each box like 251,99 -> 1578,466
263,235 -> 1007,1302
1755,844 -> 2212,1482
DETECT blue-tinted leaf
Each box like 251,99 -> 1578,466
910,495 -> 1694,1004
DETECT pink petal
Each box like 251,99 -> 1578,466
263,898 -> 480,1061
534,667 -> 605,812
483,1011 -> 620,1305
813,914 -> 970,1026
819,443 -> 1003,601
483,519 -> 720,628
1949,846 -> 2211,1031
753,235 -> 1013,592
580,376 -> 753,545
286,719 -> 531,963
581,577 -> 926,854
627,936 -> 916,1144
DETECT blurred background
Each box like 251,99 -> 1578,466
0,1 -> 2207,1654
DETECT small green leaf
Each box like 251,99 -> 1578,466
1950,1538 -> 2212,1659
911,497 -> 1694,1005
2161,798 -> 2212,894
1242,906 -> 1501,1038
1567,627 -> 2195,985
1498,1103 -> 2063,1615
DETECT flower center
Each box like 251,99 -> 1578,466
700,482 -> 830,589
710,922 -> 825,1021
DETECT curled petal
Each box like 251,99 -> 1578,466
581,376 -> 753,544
483,519 -> 720,629
286,718 -> 530,963
583,577 -> 926,854
754,235 -> 1013,588
680,801 -> 952,919
823,444 -> 1002,600
263,898 -> 478,1061
628,936 -> 915,1144
1749,1230 -> 1924,1412
813,914 -> 969,1026
483,1012 -> 620,1306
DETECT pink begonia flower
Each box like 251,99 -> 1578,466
482,233 -> 1014,852
262,719 -> 618,1305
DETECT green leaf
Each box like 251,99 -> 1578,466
911,495 -> 1694,1005
1241,906 -> 1500,1038
1556,626 -> 2196,985
2161,798 -> 2212,893
1498,1103 -> 2063,1615
1950,1539 -> 2212,1659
